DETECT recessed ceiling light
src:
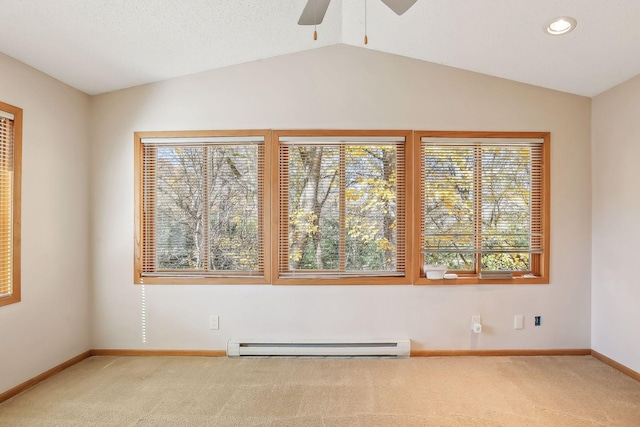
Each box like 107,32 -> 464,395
545,17 -> 577,35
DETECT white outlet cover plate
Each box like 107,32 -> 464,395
514,315 -> 524,330
209,315 -> 219,330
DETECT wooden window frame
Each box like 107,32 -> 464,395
412,131 -> 550,285
0,102 -> 22,307
134,130 -> 271,285
271,130 -> 413,286
133,129 -> 549,287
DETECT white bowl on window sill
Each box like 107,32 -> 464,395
424,264 -> 447,280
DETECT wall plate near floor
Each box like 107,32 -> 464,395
514,315 -> 524,330
209,315 -> 219,330
471,315 -> 482,333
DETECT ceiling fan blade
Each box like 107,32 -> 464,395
380,0 -> 417,15
298,0 -> 332,25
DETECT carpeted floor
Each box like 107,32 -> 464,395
0,355 -> 639,426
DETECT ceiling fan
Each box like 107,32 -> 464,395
298,0 -> 418,26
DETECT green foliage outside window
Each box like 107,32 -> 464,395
285,144 -> 399,273
154,145 -> 260,272
424,144 -> 535,272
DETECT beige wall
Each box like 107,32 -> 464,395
592,74 -> 640,373
10,39 -> 640,393
89,45 -> 592,352
0,53 -> 91,393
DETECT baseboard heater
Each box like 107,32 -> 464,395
227,339 -> 410,358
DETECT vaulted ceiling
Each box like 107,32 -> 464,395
0,0 -> 639,97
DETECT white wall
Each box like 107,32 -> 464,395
591,74 -> 640,373
90,45 -> 592,351
0,53 -> 91,393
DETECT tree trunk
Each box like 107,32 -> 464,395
289,147 -> 324,270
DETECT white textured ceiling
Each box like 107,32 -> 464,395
0,0 -> 639,97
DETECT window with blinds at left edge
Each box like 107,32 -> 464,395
0,102 -> 22,307
134,131 -> 271,285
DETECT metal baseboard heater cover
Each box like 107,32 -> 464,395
227,339 -> 410,358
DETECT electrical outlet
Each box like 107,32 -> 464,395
471,315 -> 482,333
514,315 -> 524,330
209,315 -> 219,330
534,316 -> 541,327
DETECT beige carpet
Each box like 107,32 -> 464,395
0,355 -> 639,426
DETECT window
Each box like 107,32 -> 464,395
0,102 -> 22,306
413,131 -> 549,284
134,129 -> 549,286
134,131 -> 271,284
273,130 -> 411,285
